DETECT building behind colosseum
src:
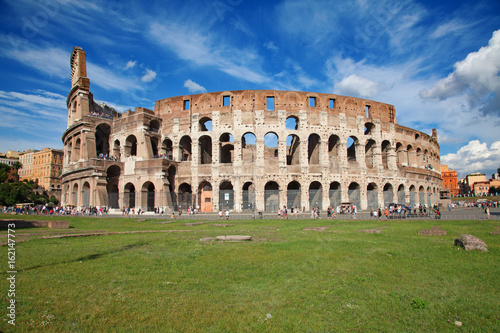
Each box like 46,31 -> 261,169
61,47 -> 442,213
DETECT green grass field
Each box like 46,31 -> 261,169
1,215 -> 499,332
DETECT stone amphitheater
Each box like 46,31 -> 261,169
61,47 -> 442,213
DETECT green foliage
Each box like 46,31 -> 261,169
0,180 -> 37,205
0,163 -> 10,183
411,297 -> 429,309
49,195 -> 59,205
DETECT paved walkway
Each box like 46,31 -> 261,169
106,206 -> 500,221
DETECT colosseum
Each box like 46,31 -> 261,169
61,47 -> 442,213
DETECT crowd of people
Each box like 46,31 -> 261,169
1,204 -> 109,216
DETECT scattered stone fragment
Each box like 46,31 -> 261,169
180,221 -> 210,226
200,237 -> 217,242
454,234 -> 488,252
303,226 -> 330,231
211,224 -> 235,227
358,226 -> 389,234
491,227 -> 500,235
418,226 -> 447,236
455,321 -> 462,327
135,219 -> 146,222
216,235 -> 252,242
154,221 -> 173,224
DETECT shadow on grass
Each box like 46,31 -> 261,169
7,241 -> 149,273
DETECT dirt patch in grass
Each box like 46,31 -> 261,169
418,226 -> 447,236
211,224 -> 235,227
491,227 -> 500,235
180,221 -> 211,226
357,225 -> 390,234
304,226 -> 330,231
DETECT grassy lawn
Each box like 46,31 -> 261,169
1,215 -> 499,332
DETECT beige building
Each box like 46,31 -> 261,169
61,47 -> 442,211
18,149 -> 39,181
32,148 -> 64,191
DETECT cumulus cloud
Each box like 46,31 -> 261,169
334,74 -> 384,99
420,29 -> 500,115
183,79 -> 207,93
141,69 -> 157,82
441,140 -> 500,178
125,60 -> 136,69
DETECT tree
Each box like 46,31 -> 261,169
0,163 -> 11,183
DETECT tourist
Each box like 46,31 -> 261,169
225,209 -> 230,220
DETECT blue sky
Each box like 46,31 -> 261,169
0,0 -> 499,178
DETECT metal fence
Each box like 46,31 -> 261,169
219,189 -> 234,210
287,189 -> 301,209
367,190 -> 378,210
309,189 -> 322,210
265,190 -> 279,212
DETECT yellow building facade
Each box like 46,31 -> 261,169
32,148 -> 64,191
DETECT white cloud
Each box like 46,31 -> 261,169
264,41 -> 279,52
184,79 -> 207,93
86,62 -> 142,91
334,74 -> 384,99
420,29 -> 500,115
441,140 -> 500,178
125,60 -> 137,69
141,69 -> 157,82
149,21 -> 269,84
431,20 -> 466,39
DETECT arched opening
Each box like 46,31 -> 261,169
199,181 -> 212,212
178,183 -> 192,210
367,183 -> 378,210
242,182 -> 255,211
381,140 -> 390,169
219,133 -> 234,163
364,122 -> 375,135
179,136 -> 192,161
113,140 -> 121,160
309,181 -> 322,210
219,181 -> 234,210
329,182 -> 341,207
328,135 -> 339,169
199,135 -> 212,164
82,182 -> 90,207
106,165 -> 120,209
397,184 -> 405,204
407,145 -> 416,166
416,148 -> 422,168
264,132 -> 279,165
241,132 -> 256,162
287,181 -> 301,209
396,142 -> 404,165
348,182 -> 361,208
286,135 -> 300,166
74,138 -> 81,161
419,186 -> 425,205
95,124 -> 111,157
409,185 -> 416,207
125,135 -> 137,157
365,139 -> 376,169
383,183 -> 393,208
151,137 -> 159,158
347,136 -> 358,162
142,182 -> 155,212
308,134 -> 320,164
124,183 -> 136,209
162,138 -> 173,160
264,181 -> 279,212
149,120 -> 160,133
286,116 -> 299,130
199,117 -> 212,131
72,183 -> 78,206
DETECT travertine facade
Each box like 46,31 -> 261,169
61,47 -> 442,212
